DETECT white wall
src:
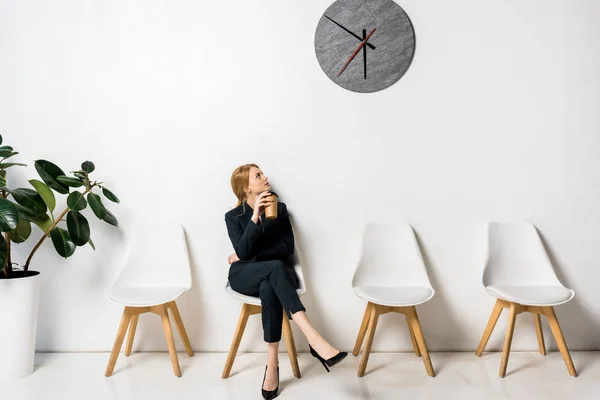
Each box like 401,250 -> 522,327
1,0 -> 599,352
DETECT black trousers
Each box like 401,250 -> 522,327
228,260 -> 306,343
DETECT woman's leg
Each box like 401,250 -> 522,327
256,262 -> 341,359
230,264 -> 286,390
259,280 -> 284,343
229,260 -> 305,316
265,342 -> 279,391
259,279 -> 283,390
229,260 -> 339,360
291,311 -> 340,360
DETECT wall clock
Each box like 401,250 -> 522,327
314,0 -> 415,93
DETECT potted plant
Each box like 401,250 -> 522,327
0,133 -> 120,378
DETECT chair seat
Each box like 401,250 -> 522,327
226,283 -> 305,306
485,284 -> 574,306
106,286 -> 188,307
353,285 -> 434,307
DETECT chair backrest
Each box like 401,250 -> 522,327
110,222 -> 191,289
293,263 -> 307,296
352,222 -> 433,289
483,222 -> 562,287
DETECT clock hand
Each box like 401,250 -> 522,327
337,28 -> 376,77
362,29 -> 367,79
324,15 -> 376,50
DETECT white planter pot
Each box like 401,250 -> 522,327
0,271 -> 41,379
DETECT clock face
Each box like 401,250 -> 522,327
314,0 -> 415,93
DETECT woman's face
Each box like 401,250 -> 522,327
247,166 -> 270,195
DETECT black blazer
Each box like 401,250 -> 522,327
225,201 -> 297,272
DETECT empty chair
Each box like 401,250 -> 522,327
475,222 -> 577,377
222,264 -> 306,379
105,222 -> 194,377
352,222 -> 435,377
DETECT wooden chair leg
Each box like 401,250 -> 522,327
499,302 -> 518,378
168,301 -> 194,357
406,307 -> 435,377
353,302 -> 374,356
282,313 -> 301,378
544,306 -> 577,377
159,304 -> 182,377
105,307 -> 133,377
222,303 -> 251,378
476,300 -> 504,356
407,315 -> 421,357
533,313 -> 546,356
124,314 -> 139,357
358,304 -> 380,377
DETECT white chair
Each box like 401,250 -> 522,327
104,222 -> 194,377
352,222 -> 436,377
222,264 -> 306,379
475,222 -> 577,377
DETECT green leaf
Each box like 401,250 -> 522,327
0,146 -> 19,158
34,160 -> 69,194
0,175 -> 5,187
0,198 -> 19,232
88,237 -> 96,250
87,193 -> 106,219
73,172 -> 87,180
13,203 -> 38,219
66,211 -> 90,246
0,234 -> 7,269
0,146 -> 13,157
102,209 -> 118,227
28,179 -> 56,213
13,203 -> 35,219
67,191 -> 87,211
50,227 -> 76,258
14,204 -> 53,232
10,188 -> 47,215
11,219 -> 32,243
32,213 -> 52,233
0,162 -> 26,168
56,175 -> 84,188
81,161 -> 95,173
102,187 -> 120,204
0,134 -> 2,145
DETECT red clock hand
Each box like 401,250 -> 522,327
337,28 -> 376,77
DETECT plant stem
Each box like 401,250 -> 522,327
3,232 -> 11,278
1,183 -> 11,278
23,187 -> 92,274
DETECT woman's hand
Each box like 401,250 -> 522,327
228,252 -> 240,264
252,191 -> 274,220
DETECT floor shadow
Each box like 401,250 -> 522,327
361,362 -> 387,376
225,366 -> 252,378
279,376 -> 296,389
505,360 -> 541,377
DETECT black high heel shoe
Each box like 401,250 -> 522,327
261,365 -> 279,400
309,345 -> 348,372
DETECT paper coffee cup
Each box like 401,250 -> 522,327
265,193 -> 278,220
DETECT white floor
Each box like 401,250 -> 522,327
2,352 -> 599,400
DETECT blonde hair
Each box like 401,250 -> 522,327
230,163 -> 260,213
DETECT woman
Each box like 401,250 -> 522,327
225,164 -> 347,399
